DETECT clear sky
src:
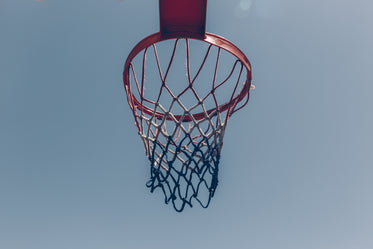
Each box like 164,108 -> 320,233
1,0 -> 372,248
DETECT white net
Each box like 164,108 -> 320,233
126,38 -> 250,211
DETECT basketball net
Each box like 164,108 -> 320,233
125,38 -> 251,211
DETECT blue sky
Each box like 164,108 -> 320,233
1,0 -> 372,248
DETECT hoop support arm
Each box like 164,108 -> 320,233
159,0 -> 207,38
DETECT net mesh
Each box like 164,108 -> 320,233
125,38 -> 250,211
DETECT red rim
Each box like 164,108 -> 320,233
123,32 -> 252,122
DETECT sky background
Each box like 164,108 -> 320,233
1,0 -> 373,248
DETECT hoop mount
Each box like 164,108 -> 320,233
160,0 -> 207,38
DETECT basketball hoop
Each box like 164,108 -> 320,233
123,0 -> 254,212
